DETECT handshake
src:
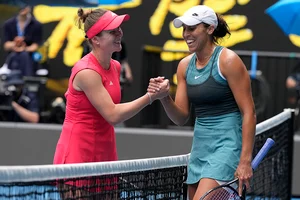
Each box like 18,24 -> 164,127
146,76 -> 170,104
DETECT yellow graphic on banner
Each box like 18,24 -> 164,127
289,35 -> 300,47
149,0 -> 254,61
32,1 -> 141,94
33,0 -> 141,67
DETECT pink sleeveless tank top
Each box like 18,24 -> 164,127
53,53 -> 121,164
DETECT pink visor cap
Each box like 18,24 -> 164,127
86,10 -> 130,39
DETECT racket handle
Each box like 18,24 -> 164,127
251,138 -> 275,170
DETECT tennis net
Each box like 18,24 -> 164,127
0,109 -> 294,199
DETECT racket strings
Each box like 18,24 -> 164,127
201,186 -> 240,200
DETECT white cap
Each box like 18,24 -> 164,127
173,5 -> 218,28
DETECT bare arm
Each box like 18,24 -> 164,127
4,41 -> 16,52
220,48 -> 256,193
25,43 -> 39,52
74,69 -> 169,125
158,57 -> 191,126
11,101 -> 39,123
4,36 -> 39,52
4,43 -> 39,53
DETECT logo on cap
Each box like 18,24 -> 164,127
192,13 -> 198,16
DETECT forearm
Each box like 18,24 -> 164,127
160,95 -> 189,126
240,112 -> 256,163
25,43 -> 39,52
110,93 -> 151,125
4,41 -> 16,52
12,102 -> 39,123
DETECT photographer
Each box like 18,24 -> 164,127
2,70 -> 39,123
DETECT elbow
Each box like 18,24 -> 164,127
176,120 -> 188,126
176,122 -> 186,126
4,42 -> 12,52
106,118 -> 118,126
174,115 -> 189,126
4,45 -> 10,52
106,116 -> 122,126
31,114 -> 40,123
109,120 -> 120,126
242,108 -> 256,124
31,118 -> 39,123
27,114 -> 39,123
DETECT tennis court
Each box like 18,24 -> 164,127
0,109 -> 296,199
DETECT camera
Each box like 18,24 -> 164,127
0,74 -> 14,110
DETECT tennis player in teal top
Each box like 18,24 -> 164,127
148,5 -> 256,200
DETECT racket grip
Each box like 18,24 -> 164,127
251,138 -> 275,170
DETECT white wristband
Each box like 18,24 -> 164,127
146,93 -> 152,105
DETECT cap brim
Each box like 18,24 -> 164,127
104,14 -> 130,30
173,16 -> 201,28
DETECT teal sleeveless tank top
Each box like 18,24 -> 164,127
186,46 -> 239,118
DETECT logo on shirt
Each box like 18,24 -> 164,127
194,75 -> 201,79
109,81 -> 114,85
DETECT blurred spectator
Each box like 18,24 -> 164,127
112,41 -> 133,127
2,5 -> 43,76
286,62 -> 300,107
112,41 -> 133,92
0,70 -> 39,123
48,97 -> 66,124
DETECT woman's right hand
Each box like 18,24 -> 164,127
147,76 -> 163,93
147,76 -> 170,101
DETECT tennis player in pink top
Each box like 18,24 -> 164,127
53,8 -> 169,166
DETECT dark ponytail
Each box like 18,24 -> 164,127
212,13 -> 231,43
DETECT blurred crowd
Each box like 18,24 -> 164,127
1,4 -> 299,127
0,5 -> 133,124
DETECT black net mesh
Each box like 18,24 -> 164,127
248,118 -> 293,200
0,166 -> 187,200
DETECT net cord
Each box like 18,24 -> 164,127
0,154 -> 189,183
256,108 -> 292,134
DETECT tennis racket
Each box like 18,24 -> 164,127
199,138 -> 275,200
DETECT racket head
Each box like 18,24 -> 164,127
200,183 -> 246,200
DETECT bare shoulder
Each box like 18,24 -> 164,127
74,69 -> 102,91
177,53 -> 194,73
179,53 -> 194,65
219,47 -> 246,73
220,48 -> 241,65
76,68 -> 100,79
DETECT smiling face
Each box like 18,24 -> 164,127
182,23 -> 214,52
92,26 -> 123,53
